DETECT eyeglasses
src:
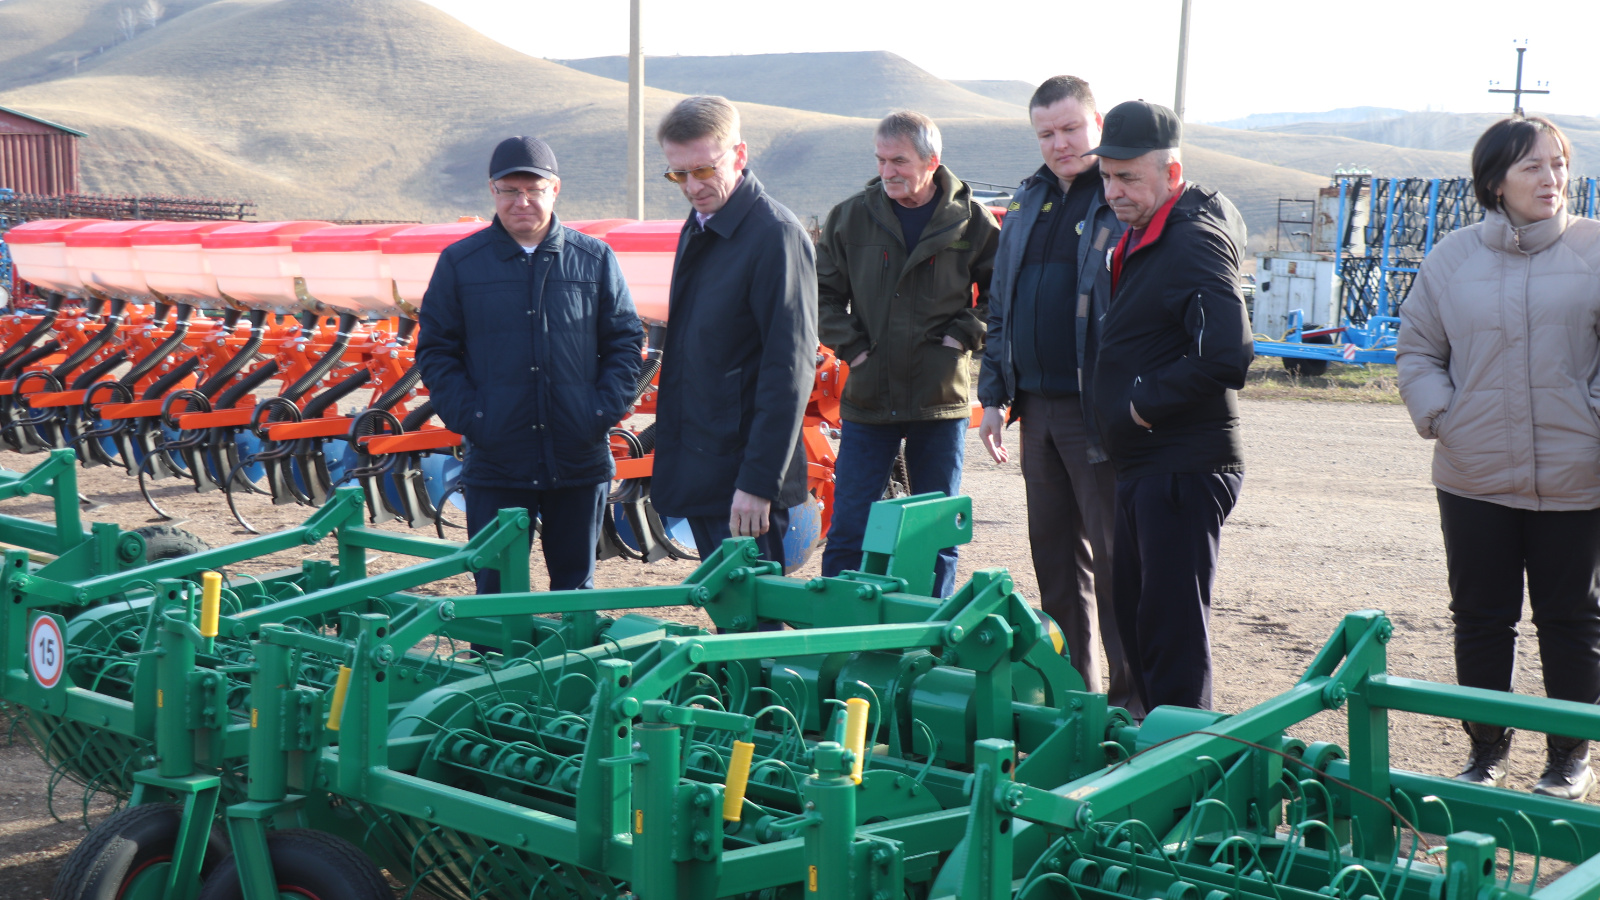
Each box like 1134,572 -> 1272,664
493,184 -> 553,200
663,149 -> 732,184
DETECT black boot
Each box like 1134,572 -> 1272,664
1534,736 -> 1595,800
1455,722 -> 1513,787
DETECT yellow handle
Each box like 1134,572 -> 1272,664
327,666 -> 353,731
199,571 -> 221,638
723,740 -> 755,822
844,697 -> 870,784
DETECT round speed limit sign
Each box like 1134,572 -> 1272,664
29,616 -> 64,689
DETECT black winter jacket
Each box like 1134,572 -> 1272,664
979,164 -> 1123,463
1091,183 -> 1252,478
415,216 -> 644,489
650,172 -> 818,518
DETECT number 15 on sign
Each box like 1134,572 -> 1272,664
30,615 -> 64,689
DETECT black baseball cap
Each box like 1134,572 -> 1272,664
489,135 -> 559,181
1088,100 -> 1182,160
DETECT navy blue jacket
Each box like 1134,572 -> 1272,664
979,164 -> 1123,464
650,172 -> 818,518
415,215 -> 644,489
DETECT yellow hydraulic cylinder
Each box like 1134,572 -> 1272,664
199,571 -> 221,638
723,739 -> 756,821
844,697 -> 870,784
326,665 -> 353,731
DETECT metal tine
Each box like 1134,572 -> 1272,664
1515,809 -> 1543,889
1102,818 -> 1182,878
1210,835 -> 1289,900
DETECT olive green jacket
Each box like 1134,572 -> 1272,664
817,166 -> 1000,424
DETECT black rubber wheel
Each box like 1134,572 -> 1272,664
134,525 -> 210,562
1283,333 -> 1333,377
197,829 -> 392,900
50,802 -> 229,900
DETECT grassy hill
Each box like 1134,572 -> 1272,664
1259,111 -> 1600,174
1185,123 -> 1470,180
952,80 -> 1037,109
0,0 -> 1342,250
1205,107 -> 1407,130
559,51 -> 1026,120
0,0 -> 219,91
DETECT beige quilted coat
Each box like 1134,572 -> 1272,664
1397,209 -> 1600,510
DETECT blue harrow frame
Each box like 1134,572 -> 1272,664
1253,175 -> 1600,370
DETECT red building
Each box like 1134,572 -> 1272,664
0,106 -> 84,197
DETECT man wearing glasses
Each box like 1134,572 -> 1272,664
417,136 -> 644,597
816,110 -> 999,597
648,96 -> 817,571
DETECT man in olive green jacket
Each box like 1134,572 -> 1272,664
817,110 -> 1000,596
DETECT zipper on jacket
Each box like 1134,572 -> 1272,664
1197,299 -> 1205,356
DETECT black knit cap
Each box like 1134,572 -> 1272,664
1089,100 -> 1181,160
489,135 -> 559,181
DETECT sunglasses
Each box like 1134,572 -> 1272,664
664,148 -> 732,184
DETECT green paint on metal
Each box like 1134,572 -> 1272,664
11,455 -> 1600,898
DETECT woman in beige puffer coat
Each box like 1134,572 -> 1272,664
1398,116 -> 1600,801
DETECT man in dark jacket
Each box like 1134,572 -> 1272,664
817,110 -> 998,597
650,96 -> 817,570
416,136 -> 644,593
1089,101 -> 1252,712
977,76 -> 1137,715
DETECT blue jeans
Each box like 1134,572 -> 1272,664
821,418 -> 966,597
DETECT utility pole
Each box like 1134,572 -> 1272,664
627,0 -> 645,219
1173,0 -> 1192,122
1489,41 -> 1548,116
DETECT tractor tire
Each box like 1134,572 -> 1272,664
134,524 -> 210,563
50,803 -> 229,900
1283,356 -> 1331,377
1283,332 -> 1333,377
197,829 -> 392,900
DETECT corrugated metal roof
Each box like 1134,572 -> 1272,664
0,106 -> 86,138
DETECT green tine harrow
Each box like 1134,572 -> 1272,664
5,453 -> 1600,900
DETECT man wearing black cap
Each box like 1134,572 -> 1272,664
1088,101 -> 1253,713
417,136 -> 644,600
977,76 -> 1138,715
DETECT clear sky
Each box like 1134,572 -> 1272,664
419,0 -> 1600,122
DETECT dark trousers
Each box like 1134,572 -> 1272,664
820,418 -> 967,598
1017,392 -> 1139,716
688,505 -> 791,574
1438,490 -> 1600,708
1113,471 -> 1242,712
465,483 -> 608,593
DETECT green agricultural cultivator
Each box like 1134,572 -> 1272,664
5,451 -> 1600,899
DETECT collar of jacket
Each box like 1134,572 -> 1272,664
1019,161 -> 1099,195
685,169 -> 764,239
863,165 -> 973,242
488,213 -> 566,262
1111,181 -> 1186,287
1483,208 -> 1568,256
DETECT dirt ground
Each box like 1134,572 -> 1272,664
0,389 -> 1578,895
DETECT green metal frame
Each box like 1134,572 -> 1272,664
8,456 -> 1600,900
